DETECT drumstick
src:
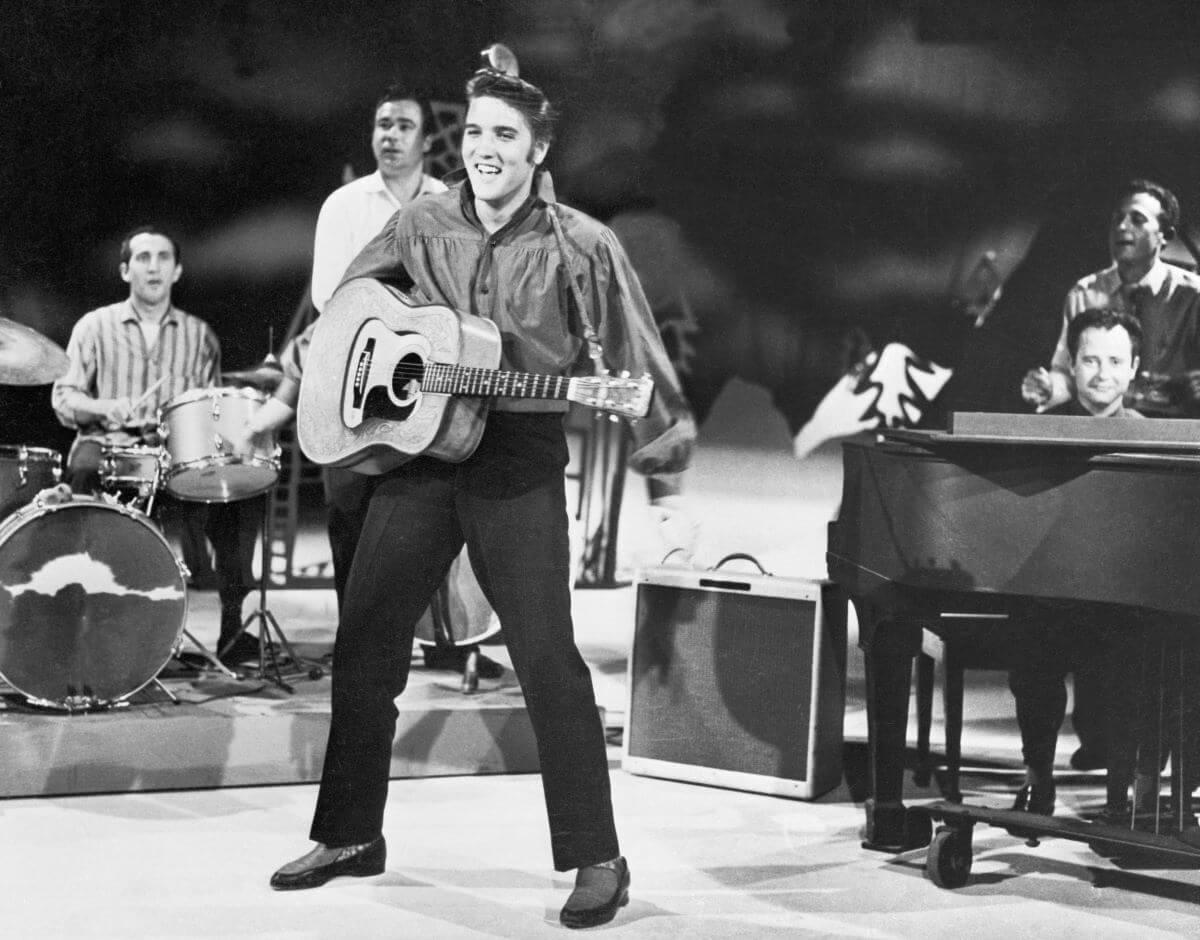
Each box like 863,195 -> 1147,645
130,376 -> 168,412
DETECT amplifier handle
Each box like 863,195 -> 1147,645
710,553 -> 770,575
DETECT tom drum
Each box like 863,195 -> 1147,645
159,386 -> 280,502
0,445 -> 61,518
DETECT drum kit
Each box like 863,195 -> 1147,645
0,318 -> 312,711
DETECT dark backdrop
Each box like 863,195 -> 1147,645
5,0 -> 1200,451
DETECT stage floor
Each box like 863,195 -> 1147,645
4,381 -> 1200,937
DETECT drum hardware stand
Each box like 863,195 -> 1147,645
178,628 -> 240,680
147,678 -> 181,705
221,494 -> 325,693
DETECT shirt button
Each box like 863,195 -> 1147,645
480,286 -> 489,294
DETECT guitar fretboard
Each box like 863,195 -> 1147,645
418,362 -> 568,400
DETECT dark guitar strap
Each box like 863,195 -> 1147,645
548,204 -> 608,377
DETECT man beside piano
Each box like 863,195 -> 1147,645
1021,177 -> 1200,420
827,176 -> 1200,854
1006,178 -> 1200,831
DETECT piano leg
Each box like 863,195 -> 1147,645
857,599 -> 931,852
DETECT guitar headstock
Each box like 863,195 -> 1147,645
568,372 -> 655,419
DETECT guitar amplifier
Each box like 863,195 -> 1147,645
622,562 -> 847,799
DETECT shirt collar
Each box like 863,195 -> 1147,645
1107,257 -> 1170,294
368,169 -> 436,207
120,299 -> 179,325
451,168 -> 551,235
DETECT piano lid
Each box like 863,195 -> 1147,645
885,411 -> 1200,453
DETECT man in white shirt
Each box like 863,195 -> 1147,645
1021,178 -> 1200,418
310,86 -> 448,314
309,86 -> 448,612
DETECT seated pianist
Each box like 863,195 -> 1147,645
1008,177 -> 1200,827
1007,308 -> 1143,815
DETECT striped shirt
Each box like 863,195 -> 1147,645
52,299 -> 221,444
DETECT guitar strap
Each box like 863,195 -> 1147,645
548,204 -> 608,377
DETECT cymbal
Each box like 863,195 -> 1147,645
222,361 -> 283,391
0,317 -> 69,386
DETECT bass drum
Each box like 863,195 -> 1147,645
0,497 -> 187,710
414,546 -> 500,648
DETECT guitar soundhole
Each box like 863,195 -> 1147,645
362,352 -> 425,422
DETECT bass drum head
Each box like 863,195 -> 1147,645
0,498 -> 187,709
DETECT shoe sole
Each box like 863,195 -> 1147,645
560,888 -> 629,929
270,862 -> 385,891
270,842 -> 387,891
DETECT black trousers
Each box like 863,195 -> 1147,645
310,413 -> 619,871
322,466 -> 377,613
1007,616 -> 1120,774
1009,612 -> 1200,802
67,439 -> 256,646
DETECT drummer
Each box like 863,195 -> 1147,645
51,225 -> 260,666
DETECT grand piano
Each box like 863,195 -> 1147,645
827,412 -> 1200,875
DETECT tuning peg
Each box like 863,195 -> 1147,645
608,414 -> 620,423
620,369 -> 630,378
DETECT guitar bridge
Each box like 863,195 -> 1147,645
342,334 -> 375,428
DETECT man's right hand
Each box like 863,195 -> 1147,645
1020,368 -> 1053,410
99,397 -> 135,430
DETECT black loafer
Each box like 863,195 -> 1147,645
269,836 -> 386,890
1011,784 -> 1056,816
560,856 -> 630,929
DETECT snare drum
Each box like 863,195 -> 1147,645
99,443 -> 163,506
159,387 -> 280,502
0,496 -> 187,710
0,445 -> 62,518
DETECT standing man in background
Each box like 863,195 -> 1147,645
311,86 -> 449,628
308,83 -> 500,676
1021,178 -> 1200,774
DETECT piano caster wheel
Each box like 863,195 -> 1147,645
927,825 -> 973,889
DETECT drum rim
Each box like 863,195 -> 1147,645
0,497 -> 188,710
99,443 -> 163,456
414,622 -> 502,647
162,454 -> 280,502
0,445 -> 61,462
160,385 -> 268,412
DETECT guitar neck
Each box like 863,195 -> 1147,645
421,362 -> 569,401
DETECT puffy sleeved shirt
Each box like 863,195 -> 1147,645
338,178 -> 695,479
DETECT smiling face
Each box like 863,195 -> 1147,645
1072,324 -> 1139,414
462,95 -> 549,219
1108,191 -> 1167,278
120,232 -> 181,307
372,99 -> 429,180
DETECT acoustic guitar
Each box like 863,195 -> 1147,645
297,277 -> 654,473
